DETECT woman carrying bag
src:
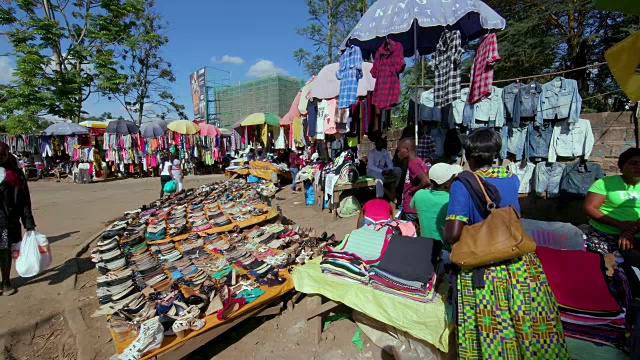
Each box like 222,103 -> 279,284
0,143 -> 36,296
443,129 -> 567,359
159,154 -> 173,198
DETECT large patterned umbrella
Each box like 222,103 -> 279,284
340,0 -> 506,57
167,120 -> 200,135
106,120 -> 139,135
43,122 -> 89,136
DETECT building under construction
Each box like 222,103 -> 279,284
214,74 -> 303,129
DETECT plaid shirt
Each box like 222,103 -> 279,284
417,135 -> 436,161
337,45 -> 363,109
371,39 -> 406,110
434,30 -> 464,108
468,33 -> 500,104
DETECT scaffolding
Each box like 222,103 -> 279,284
215,74 -> 303,129
204,67 -> 231,127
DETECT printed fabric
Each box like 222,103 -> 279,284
337,45 -> 363,109
468,33 -> 500,105
434,29 -> 464,108
457,253 -> 569,359
371,39 -> 406,110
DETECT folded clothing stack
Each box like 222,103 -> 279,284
536,246 -> 627,348
369,235 -> 441,303
328,225 -> 392,265
320,253 -> 369,284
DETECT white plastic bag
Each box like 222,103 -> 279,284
15,231 -> 51,277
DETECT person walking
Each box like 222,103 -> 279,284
0,143 -> 36,296
171,158 -> 183,193
159,154 -> 173,198
443,128 -> 567,359
289,149 -> 300,192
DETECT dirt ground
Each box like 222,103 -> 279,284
1,175 -> 589,360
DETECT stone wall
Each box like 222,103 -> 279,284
356,112 -> 637,175
583,111 -> 636,175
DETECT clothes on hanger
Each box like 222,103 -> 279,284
535,162 -> 566,198
370,39 -> 406,110
559,160 -> 604,198
468,33 -> 500,104
548,119 -> 594,163
537,77 -> 582,125
433,29 -> 464,108
337,45 -> 363,110
508,161 -> 535,194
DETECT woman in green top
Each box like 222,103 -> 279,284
410,163 -> 462,251
584,148 -> 640,254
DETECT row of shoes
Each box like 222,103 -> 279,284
189,200 -> 213,232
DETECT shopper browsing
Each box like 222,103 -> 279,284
357,198 -> 394,228
171,158 -> 183,193
411,163 -> 462,250
396,138 -> 431,223
159,155 -> 173,198
366,138 -> 402,199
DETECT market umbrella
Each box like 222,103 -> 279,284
79,120 -> 108,129
167,120 -> 200,135
340,0 -> 506,58
239,113 -> 281,127
199,123 -> 221,137
105,120 -> 139,135
309,62 -> 376,100
280,90 -> 303,126
43,122 -> 90,136
139,120 -> 168,138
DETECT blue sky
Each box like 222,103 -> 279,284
0,0 -> 312,120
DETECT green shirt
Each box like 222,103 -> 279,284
588,175 -> 640,235
410,189 -> 450,250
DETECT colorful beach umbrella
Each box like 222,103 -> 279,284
199,123 -> 221,137
237,113 -> 281,128
167,120 -> 200,135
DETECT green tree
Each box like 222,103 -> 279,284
294,0 -> 371,76
108,0 -> 186,125
485,0 -> 637,111
0,0 -> 144,129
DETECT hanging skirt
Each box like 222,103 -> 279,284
457,253 -> 568,360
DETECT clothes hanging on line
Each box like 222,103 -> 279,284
370,39 -> 405,111
468,33 -> 500,105
337,45 -> 364,109
433,29 -> 464,108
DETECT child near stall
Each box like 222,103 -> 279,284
357,198 -> 394,228
411,163 -> 462,251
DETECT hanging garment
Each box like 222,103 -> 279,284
337,45 -> 363,109
433,29 -> 464,108
512,81 -> 543,127
418,89 -> 443,122
299,76 -> 315,114
307,100 -> 318,137
537,77 -> 582,125
466,86 -> 506,128
468,33 -> 500,104
325,99 -> 338,134
548,119 -> 594,163
559,161 -> 604,198
535,162 -> 566,198
508,161 -> 536,194
370,39 -> 406,110
316,100 -> 328,140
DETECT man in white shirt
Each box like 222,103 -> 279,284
367,138 -> 402,198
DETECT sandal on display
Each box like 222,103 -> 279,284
216,297 -> 246,321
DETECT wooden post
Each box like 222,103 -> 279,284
306,295 -> 323,345
634,103 -> 640,148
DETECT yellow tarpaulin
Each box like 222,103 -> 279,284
291,258 -> 452,353
226,161 -> 292,181
606,29 -> 640,101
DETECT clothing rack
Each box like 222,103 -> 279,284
410,62 -> 609,89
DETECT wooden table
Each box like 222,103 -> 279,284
330,178 -> 397,217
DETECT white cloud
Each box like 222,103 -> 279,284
210,55 -> 245,65
246,60 -> 288,78
0,57 -> 16,83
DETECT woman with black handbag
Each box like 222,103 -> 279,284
443,128 -> 567,359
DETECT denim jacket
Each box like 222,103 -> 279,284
419,89 -> 442,122
465,86 -> 505,128
503,82 -> 523,119
451,88 -> 469,125
548,119 -> 594,163
536,78 -> 582,125
514,81 -> 542,126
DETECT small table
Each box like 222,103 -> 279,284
330,177 -> 397,217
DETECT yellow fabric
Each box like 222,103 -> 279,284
226,161 -> 292,181
347,136 -> 358,148
241,113 -> 266,126
93,152 -> 103,170
292,259 -> 452,352
261,125 -> 268,147
292,117 -> 303,148
606,29 -> 640,101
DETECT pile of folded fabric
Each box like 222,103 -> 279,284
369,234 -> 442,303
320,252 -> 370,284
328,224 -> 392,264
536,246 -> 627,348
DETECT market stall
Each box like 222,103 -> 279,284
92,180 -> 328,359
226,160 -> 292,183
